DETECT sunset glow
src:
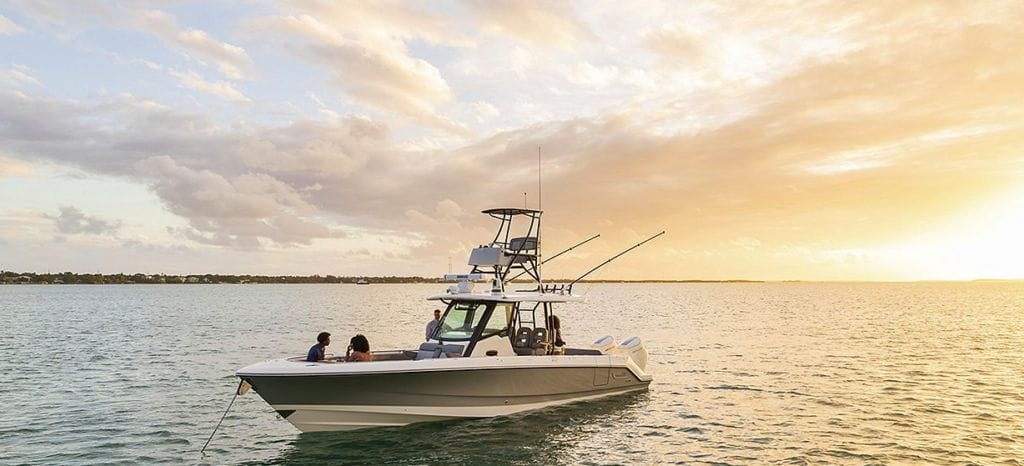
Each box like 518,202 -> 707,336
1,1 -> 1022,280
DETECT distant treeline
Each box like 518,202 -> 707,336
0,271 -> 442,285
1,271 -> 764,285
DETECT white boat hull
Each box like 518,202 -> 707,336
239,355 -> 652,432
272,386 -> 647,432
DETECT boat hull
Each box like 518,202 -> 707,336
239,359 -> 651,432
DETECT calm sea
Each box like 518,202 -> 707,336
1,282 -> 1022,464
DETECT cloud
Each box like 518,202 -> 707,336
3,1 -> 1024,279
136,156 -> 340,248
7,1 -> 251,80
48,206 -> 120,235
644,23 -> 706,65
435,199 -> 464,218
126,9 -> 253,80
470,101 -> 500,119
0,14 -> 25,35
728,236 -> 762,250
244,5 -> 466,133
0,65 -> 40,87
464,0 -> 593,48
170,69 -> 250,102
0,155 -> 34,177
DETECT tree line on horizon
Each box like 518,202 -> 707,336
0,271 -> 442,285
1,270 -> 765,285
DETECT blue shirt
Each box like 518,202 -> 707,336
306,344 -> 325,362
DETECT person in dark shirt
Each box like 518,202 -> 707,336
306,331 -> 331,362
550,315 -> 565,347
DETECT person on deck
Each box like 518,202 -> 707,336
550,315 -> 566,347
306,331 -> 332,362
425,309 -> 442,340
346,334 -> 374,362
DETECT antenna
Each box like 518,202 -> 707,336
523,192 -> 527,209
538,146 -> 542,211
537,146 -> 542,292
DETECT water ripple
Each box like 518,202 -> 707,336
2,282 -> 1022,464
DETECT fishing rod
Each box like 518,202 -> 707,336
506,233 -> 601,283
567,231 -> 666,293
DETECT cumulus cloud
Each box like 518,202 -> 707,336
136,156 -> 339,247
244,4 -> 466,133
48,206 -> 120,235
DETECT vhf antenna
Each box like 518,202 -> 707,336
537,146 -> 543,293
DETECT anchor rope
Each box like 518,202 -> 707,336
200,380 -> 243,457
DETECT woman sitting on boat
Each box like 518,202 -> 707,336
346,334 -> 374,362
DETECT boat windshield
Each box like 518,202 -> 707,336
437,301 -> 489,341
482,303 -> 512,337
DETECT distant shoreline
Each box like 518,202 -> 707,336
2,271 -> 1020,285
1,271 -> 765,285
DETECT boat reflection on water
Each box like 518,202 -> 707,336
268,391 -> 650,465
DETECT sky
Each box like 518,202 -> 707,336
1,0 -> 1023,281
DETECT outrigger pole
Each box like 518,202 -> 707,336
567,231 -> 666,293
506,233 -> 601,283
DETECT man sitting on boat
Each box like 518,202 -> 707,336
306,331 -> 331,362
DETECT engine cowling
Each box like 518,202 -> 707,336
613,336 -> 648,371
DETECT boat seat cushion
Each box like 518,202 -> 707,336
416,342 -> 464,360
531,328 -> 550,349
513,328 -> 533,348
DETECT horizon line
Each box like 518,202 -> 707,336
2,270 -> 1022,284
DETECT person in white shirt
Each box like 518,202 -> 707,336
425,309 -> 441,340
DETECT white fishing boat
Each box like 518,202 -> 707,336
236,208 -> 659,432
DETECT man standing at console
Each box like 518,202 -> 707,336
306,331 -> 331,362
425,309 -> 441,340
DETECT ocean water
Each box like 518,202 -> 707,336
1,282 -> 1022,465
